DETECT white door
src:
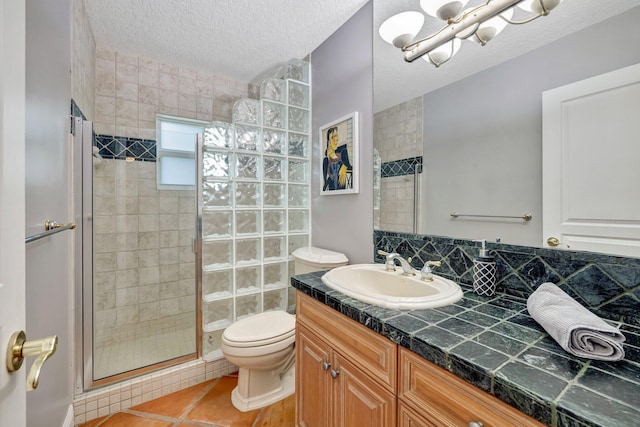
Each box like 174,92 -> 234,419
0,0 -> 27,425
542,63 -> 640,256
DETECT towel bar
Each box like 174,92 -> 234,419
450,212 -> 532,221
25,220 -> 76,243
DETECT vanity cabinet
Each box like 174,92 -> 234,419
296,292 -> 397,427
295,291 -> 545,427
398,348 -> 545,427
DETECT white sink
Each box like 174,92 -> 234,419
321,263 -> 463,310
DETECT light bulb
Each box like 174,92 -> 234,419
518,0 -> 563,15
469,7 -> 514,45
379,11 -> 425,48
422,38 -> 462,67
420,0 -> 471,21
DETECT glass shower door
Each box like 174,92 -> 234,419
87,125 -> 197,383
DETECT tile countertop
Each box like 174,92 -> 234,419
291,271 -> 640,427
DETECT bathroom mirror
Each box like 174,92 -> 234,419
373,0 -> 640,255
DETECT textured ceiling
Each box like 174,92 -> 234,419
83,0 -> 369,83
374,0 -> 640,112
83,1 -> 639,111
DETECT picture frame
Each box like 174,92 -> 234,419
319,111 -> 359,195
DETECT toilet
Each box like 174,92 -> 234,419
221,246 -> 348,412
291,246 -> 349,274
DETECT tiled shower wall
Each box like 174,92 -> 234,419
92,48 -> 259,347
373,97 -> 423,232
375,230 -> 640,327
71,0 -> 95,120
92,159 -> 195,346
94,48 -> 257,138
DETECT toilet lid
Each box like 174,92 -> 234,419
292,246 -> 348,264
223,311 -> 295,347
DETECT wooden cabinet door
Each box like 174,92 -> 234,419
296,324 -> 332,427
332,352 -> 396,427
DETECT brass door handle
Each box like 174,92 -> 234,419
547,237 -> 560,247
6,331 -> 58,391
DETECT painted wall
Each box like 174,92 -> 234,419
0,0 -> 27,424
421,7 -> 640,247
25,0 -> 73,425
311,1 -> 374,263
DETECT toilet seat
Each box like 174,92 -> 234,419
222,311 -> 295,348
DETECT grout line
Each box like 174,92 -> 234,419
122,408 -> 182,423
176,377 -> 222,420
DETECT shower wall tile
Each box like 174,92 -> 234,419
93,160 -> 196,347
374,97 -> 424,233
373,96 -> 423,163
71,1 -> 95,121
94,48 -> 255,138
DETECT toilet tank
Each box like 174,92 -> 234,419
292,247 -> 349,275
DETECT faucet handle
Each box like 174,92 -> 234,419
420,260 -> 441,281
382,251 -> 400,271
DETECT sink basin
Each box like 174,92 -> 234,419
321,263 -> 463,310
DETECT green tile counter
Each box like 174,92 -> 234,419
291,271 -> 640,427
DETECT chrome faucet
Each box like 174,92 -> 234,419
420,260 -> 442,282
377,250 -> 415,276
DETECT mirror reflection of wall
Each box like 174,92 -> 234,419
373,96 -> 423,233
373,4 -> 640,253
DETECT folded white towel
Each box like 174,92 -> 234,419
527,282 -> 625,361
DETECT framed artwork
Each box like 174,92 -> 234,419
319,112 -> 359,195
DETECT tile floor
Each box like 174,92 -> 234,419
78,374 -> 295,427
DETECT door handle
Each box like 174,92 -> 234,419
6,330 -> 58,391
547,237 -> 560,247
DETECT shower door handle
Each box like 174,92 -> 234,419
6,330 -> 58,391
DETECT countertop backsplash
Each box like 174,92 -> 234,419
374,230 -> 640,327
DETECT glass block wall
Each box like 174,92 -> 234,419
199,59 -> 310,360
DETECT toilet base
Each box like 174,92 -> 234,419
231,366 -> 295,412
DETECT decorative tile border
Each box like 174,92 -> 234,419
381,156 -> 422,178
95,134 -> 157,162
374,230 -> 640,326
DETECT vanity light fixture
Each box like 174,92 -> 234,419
378,0 -> 563,67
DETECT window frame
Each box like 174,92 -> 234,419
155,114 -> 208,190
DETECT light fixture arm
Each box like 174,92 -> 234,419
403,0 -> 523,63
500,0 -> 553,25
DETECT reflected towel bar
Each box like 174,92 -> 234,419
25,220 -> 76,243
450,212 -> 532,221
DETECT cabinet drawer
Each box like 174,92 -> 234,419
398,400 -> 437,427
296,292 -> 397,392
399,348 -> 545,427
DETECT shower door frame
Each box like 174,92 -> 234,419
74,117 -> 200,393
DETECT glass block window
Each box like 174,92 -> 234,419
156,114 -> 207,189
199,59 -> 311,361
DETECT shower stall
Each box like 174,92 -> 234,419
76,59 -> 311,391
76,116 -> 198,388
